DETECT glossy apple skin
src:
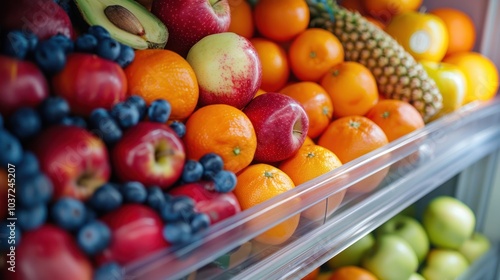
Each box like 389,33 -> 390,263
52,54 -> 127,116
169,182 -> 241,224
30,125 -> 111,201
186,32 -> 262,109
96,204 -> 168,266
458,232 -> 491,263
112,122 -> 185,189
0,55 -> 49,116
151,0 -> 230,57
243,92 -> 309,162
421,249 -> 469,280
327,233 -> 375,269
14,225 -> 93,280
0,0 -> 74,40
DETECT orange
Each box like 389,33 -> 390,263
365,16 -> 386,29
329,266 -> 378,280
363,0 -> 423,22
253,0 -> 310,42
279,144 -> 345,221
341,0 -> 366,14
184,104 -> 257,173
227,0 -> 254,39
430,8 -> 476,57
365,99 -> 425,142
302,136 -> 315,147
125,49 -> 198,121
234,163 -> 300,245
288,28 -> 345,82
280,82 -> 334,139
250,38 -> 290,92
302,267 -> 320,280
443,52 -> 499,104
254,88 -> 267,98
320,62 -> 379,117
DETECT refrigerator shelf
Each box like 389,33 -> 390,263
125,97 -> 500,280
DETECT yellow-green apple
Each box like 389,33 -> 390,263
31,125 -> 111,201
186,32 -> 262,109
422,196 -> 475,249
96,204 -> 168,266
16,225 -> 93,280
421,61 -> 467,120
421,249 -> 469,280
409,273 -> 425,280
243,92 -> 309,163
458,232 -> 491,263
151,0 -> 230,57
112,121 -> 185,189
375,215 -> 430,263
0,55 -> 49,116
327,233 -> 375,269
361,234 -> 419,280
52,54 -> 127,116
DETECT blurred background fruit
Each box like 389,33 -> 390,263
429,8 -> 476,57
362,0 -> 423,23
329,266 -> 378,280
228,0 -> 254,39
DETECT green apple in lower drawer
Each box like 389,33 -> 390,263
420,249 -> 469,280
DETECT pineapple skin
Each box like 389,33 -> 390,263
307,0 -> 443,122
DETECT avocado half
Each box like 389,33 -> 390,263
74,0 -> 168,49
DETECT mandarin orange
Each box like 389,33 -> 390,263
227,0 -> 254,39
250,38 -> 290,92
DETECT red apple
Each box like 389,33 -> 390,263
0,0 -> 75,40
15,225 -> 93,280
52,53 -> 127,116
169,181 -> 241,224
112,122 -> 185,189
0,169 -> 8,220
151,0 -> 230,57
96,204 -> 168,266
30,125 -> 111,201
0,55 -> 49,116
186,32 -> 261,109
243,92 -> 309,162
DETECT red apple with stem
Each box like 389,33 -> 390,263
112,122 -> 185,189
243,92 -> 309,163
30,125 -> 111,201
151,0 -> 231,57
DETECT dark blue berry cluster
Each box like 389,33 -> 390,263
181,153 -> 237,193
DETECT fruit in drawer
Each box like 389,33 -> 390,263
0,56 -> 49,117
328,266 -> 377,280
327,233 -> 375,269
429,8 -> 476,57
422,196 -> 475,250
243,92 -> 309,163
362,0 -> 423,22
249,37 -> 289,92
186,32 -> 262,109
74,0 -> 169,50
151,0 -> 231,57
420,249 -> 469,280
52,53 -> 127,117
227,0 -> 254,39
458,232 -> 491,264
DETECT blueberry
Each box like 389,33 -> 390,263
38,96 -> 71,124
2,30 -> 29,59
17,151 -> 40,177
163,222 -> 191,244
199,153 -> 224,180
59,116 -> 87,128
110,102 -> 140,128
0,129 -> 23,166
212,170 -> 237,193
89,183 -> 123,213
49,34 -> 74,54
24,31 -> 39,53
51,197 -> 87,231
146,186 -> 167,211
115,44 -> 135,68
89,108 -> 123,145
171,196 -> 195,222
0,221 -> 21,250
159,201 -> 177,222
181,160 -> 203,183
75,33 -> 98,53
93,262 -> 124,280
18,173 -> 53,208
126,95 -> 147,120
0,114 -> 3,128
87,25 -> 111,40
96,38 -> 121,61
18,204 -> 47,231
169,121 -> 186,138
120,181 -> 147,204
85,206 -> 98,222
76,220 -> 111,256
34,40 -> 66,74
8,107 -> 42,139
148,99 -> 171,123
190,213 -> 211,233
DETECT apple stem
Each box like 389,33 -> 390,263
293,130 -> 303,134
155,149 -> 174,162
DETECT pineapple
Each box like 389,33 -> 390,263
306,0 -> 443,122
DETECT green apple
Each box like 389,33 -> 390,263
421,61 -> 467,121
421,249 -> 469,280
375,215 -> 430,264
422,196 -> 475,249
361,234 -> 419,280
409,272 -> 425,280
458,232 -> 491,264
327,233 -> 375,269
